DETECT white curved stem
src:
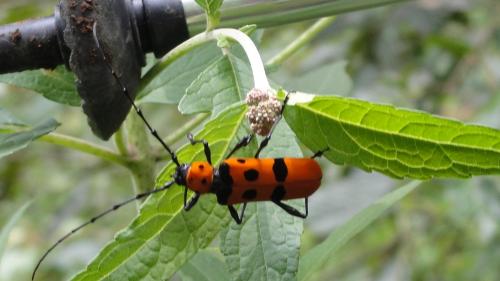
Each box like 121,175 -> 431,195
189,28 -> 271,90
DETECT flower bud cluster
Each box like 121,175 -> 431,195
245,88 -> 282,136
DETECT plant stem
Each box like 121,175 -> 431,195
138,28 -> 271,95
206,14 -> 219,32
211,29 -> 270,90
125,112 -> 156,194
266,16 -> 337,69
114,126 -> 128,156
39,133 -> 129,166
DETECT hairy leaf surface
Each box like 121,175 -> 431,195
0,66 -> 79,106
179,54 -> 252,116
72,104 -> 247,281
220,122 -> 304,281
284,92 -> 500,179
178,249 -> 231,281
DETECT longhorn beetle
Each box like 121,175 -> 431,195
32,23 -> 327,280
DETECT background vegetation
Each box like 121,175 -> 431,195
0,0 -> 499,280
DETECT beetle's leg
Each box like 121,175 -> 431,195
254,94 -> 290,158
270,181 -> 308,218
226,134 -> 254,158
312,148 -> 329,159
273,198 -> 308,218
228,203 -> 247,224
184,189 -> 200,211
187,133 -> 212,164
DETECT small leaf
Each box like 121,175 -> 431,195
220,122 -> 304,281
179,54 -> 252,116
0,201 -> 32,263
72,104 -> 248,281
195,0 -> 223,17
284,92 -> 500,179
239,25 -> 258,36
298,181 -> 420,281
178,249 -> 231,281
0,66 -> 79,106
0,117 -> 59,158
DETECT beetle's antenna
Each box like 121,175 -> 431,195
32,181 -> 175,280
92,22 -> 180,167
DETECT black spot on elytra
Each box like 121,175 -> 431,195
237,159 -> 246,163
271,185 -> 286,201
198,164 -> 204,169
242,189 -> 257,200
244,169 -> 259,181
218,162 -> 233,185
273,158 -> 288,182
201,178 -> 208,185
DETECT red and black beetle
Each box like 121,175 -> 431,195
32,23 -> 327,281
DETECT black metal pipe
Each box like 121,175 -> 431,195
0,16 -> 64,73
0,0 -> 189,74
139,0 -> 189,57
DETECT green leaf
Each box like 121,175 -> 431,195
178,249 -> 231,281
179,54 -> 252,116
72,104 -> 248,281
0,201 -> 32,263
137,43 -> 223,104
195,0 -> 223,17
238,25 -> 258,36
298,181 -> 420,281
138,26 -> 259,106
0,66 -> 79,106
220,121 -> 304,281
284,92 -> 500,179
284,61 -> 352,96
0,115 -> 59,158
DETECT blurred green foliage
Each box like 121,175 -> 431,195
0,0 -> 498,280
